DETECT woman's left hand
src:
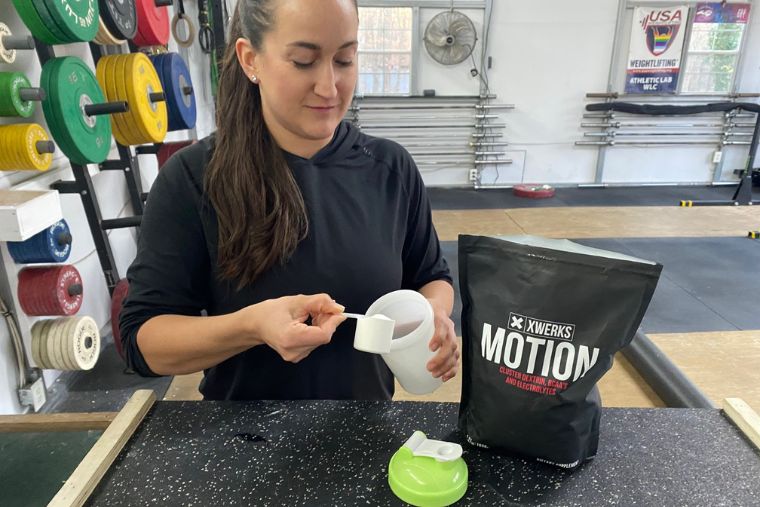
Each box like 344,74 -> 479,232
425,304 -> 460,382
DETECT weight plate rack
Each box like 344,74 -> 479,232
7,0 -> 198,368
34,39 -> 146,295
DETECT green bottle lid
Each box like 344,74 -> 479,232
388,431 -> 468,507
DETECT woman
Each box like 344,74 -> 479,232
120,0 -> 459,400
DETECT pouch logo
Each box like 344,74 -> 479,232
481,313 -> 600,395
509,313 -> 574,341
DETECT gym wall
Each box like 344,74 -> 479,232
420,0 -> 760,186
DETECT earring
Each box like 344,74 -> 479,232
250,74 -> 258,83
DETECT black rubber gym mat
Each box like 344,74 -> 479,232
574,237 -> 760,333
428,185 -> 741,209
86,401 -> 760,506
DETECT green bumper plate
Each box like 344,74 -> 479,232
43,0 -> 100,42
10,0 -> 64,44
41,57 -> 112,165
0,72 -> 34,117
31,0 -> 74,43
41,58 -> 76,162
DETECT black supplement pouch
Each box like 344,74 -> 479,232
458,235 -> 663,469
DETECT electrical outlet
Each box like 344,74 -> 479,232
18,377 -> 46,412
468,169 -> 479,182
713,150 -> 723,163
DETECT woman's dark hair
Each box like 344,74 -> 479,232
204,0 -> 310,289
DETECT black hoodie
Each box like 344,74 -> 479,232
120,121 -> 451,400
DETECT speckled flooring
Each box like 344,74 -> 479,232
85,400 -> 760,506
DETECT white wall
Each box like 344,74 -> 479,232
419,0 -> 760,186
0,2 -> 207,414
490,1 -> 618,184
415,1 -> 620,186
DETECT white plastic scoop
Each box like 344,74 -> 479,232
344,313 -> 395,354
343,312 -> 382,320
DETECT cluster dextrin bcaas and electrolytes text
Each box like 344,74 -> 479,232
458,235 -> 662,469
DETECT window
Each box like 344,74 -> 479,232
357,7 -> 413,95
681,10 -> 749,93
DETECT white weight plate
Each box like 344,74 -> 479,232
59,316 -> 78,370
0,23 -> 17,64
46,318 -> 62,370
64,316 -> 81,371
31,320 -> 46,369
39,319 -> 56,370
72,316 -> 100,370
61,316 -> 78,370
64,316 -> 86,370
50,318 -> 68,370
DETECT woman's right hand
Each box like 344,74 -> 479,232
243,294 -> 347,363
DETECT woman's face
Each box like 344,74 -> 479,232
244,0 -> 359,154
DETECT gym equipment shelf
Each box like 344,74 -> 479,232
0,190 -> 62,242
582,99 -> 760,208
34,40 -> 146,295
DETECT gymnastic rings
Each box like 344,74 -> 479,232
171,12 -> 196,48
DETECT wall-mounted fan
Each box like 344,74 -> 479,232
423,6 -> 478,66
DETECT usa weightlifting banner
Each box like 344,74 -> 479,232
625,6 -> 688,94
